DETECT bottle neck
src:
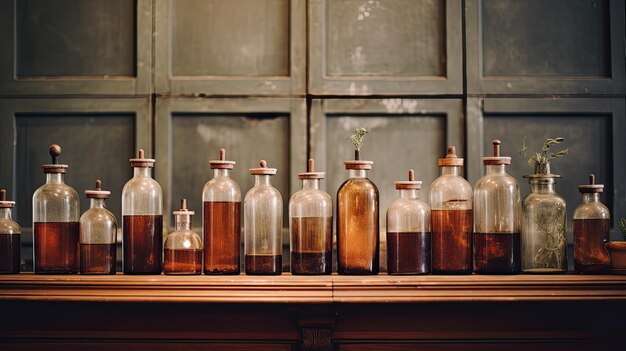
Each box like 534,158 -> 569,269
399,189 -> 418,200
348,169 -> 367,178
175,214 -> 191,231
486,164 -> 506,175
302,179 -> 320,190
582,193 -> 600,204
0,208 -> 12,220
46,173 -> 64,184
441,166 -> 462,176
90,198 -> 106,209
213,169 -> 230,178
530,178 -> 556,194
133,167 -> 151,178
255,175 -> 271,186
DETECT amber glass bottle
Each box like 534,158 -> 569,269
0,189 -> 20,274
164,199 -> 203,275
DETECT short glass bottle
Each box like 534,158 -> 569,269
337,159 -> 379,275
521,162 -> 567,273
33,144 -> 80,274
203,149 -> 241,275
473,140 -> 521,274
122,149 -> 163,274
79,180 -> 117,274
244,160 -> 282,275
429,146 -> 473,274
0,189 -> 21,274
289,159 -> 332,275
164,199 -> 203,275
386,169 -> 431,275
573,174 -> 611,274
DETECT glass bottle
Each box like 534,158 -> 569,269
0,189 -> 21,274
522,162 -> 567,273
473,140 -> 521,274
79,180 -> 117,274
164,199 -> 203,275
33,144 -> 80,274
429,146 -> 472,274
337,159 -> 379,275
289,159 -> 332,275
244,160 -> 282,275
122,149 -> 163,274
386,169 -> 431,274
573,174 -> 610,273
203,149 -> 241,275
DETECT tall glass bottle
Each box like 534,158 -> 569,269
122,149 -> 163,274
33,144 -> 80,274
164,199 -> 203,275
245,160 -> 282,275
573,174 -> 610,273
0,189 -> 21,274
430,146 -> 472,274
337,159 -> 379,275
289,159 -> 332,275
522,162 -> 567,273
203,149 -> 241,274
79,180 -> 117,274
473,140 -> 521,274
387,169 -> 431,275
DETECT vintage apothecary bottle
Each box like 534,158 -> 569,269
244,160 -> 282,275
203,149 -> 241,275
386,169 -> 431,274
0,189 -> 21,274
33,144 -> 80,274
474,140 -> 521,274
79,180 -> 117,274
289,159 -> 332,275
429,146 -> 472,274
164,199 -> 203,275
573,174 -> 610,273
122,149 -> 163,274
521,163 -> 567,273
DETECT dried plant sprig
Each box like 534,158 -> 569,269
518,136 -> 569,172
619,218 -> 626,240
348,127 -> 369,152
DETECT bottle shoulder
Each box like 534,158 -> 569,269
290,188 -> 332,204
338,177 -> 379,194
203,177 -> 241,200
573,201 -> 610,220
388,198 -> 430,214
474,173 -> 519,190
80,207 -> 117,226
123,176 -> 162,193
165,230 -> 203,249
0,219 -> 21,234
244,184 -> 283,201
33,182 -> 79,200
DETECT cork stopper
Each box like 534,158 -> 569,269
249,160 -> 277,175
437,146 -> 464,167
578,173 -> 604,193
298,158 -> 325,179
344,160 -> 373,170
129,149 -> 155,168
42,144 -> 68,173
85,179 -> 111,199
0,188 -> 15,208
209,148 -> 236,169
483,140 -> 511,165
395,169 -> 422,190
173,198 -> 195,216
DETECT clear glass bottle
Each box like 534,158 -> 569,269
122,149 -> 163,274
429,146 -> 473,274
474,140 -> 521,274
289,159 -> 332,275
79,180 -> 117,274
203,149 -> 241,275
33,144 -> 80,274
0,189 -> 21,274
164,199 -> 203,275
244,160 -> 282,275
387,169 -> 431,275
337,159 -> 379,275
573,174 -> 610,274
522,162 -> 567,273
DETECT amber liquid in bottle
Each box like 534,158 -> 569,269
431,210 -> 472,274
574,218 -> 611,273
80,243 -> 116,274
164,248 -> 202,274
337,178 -> 379,275
291,217 -> 332,275
123,215 -> 163,274
34,222 -> 79,274
245,254 -> 282,275
0,234 -> 20,273
387,232 -> 431,274
203,201 -> 240,274
473,233 -> 521,274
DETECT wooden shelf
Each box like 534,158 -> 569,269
1,273 -> 626,303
